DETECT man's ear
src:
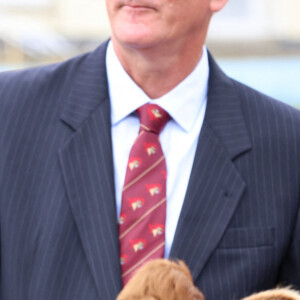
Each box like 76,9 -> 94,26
209,0 -> 228,13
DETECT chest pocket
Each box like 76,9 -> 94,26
218,227 -> 275,249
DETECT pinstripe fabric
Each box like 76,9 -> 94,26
0,41 -> 299,300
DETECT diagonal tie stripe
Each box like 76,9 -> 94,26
122,155 -> 165,192
140,124 -> 151,131
119,197 -> 167,239
121,242 -> 165,279
119,103 -> 170,286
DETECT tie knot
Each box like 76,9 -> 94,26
137,103 -> 170,134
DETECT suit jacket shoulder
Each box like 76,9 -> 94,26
207,52 -> 300,149
0,51 -> 89,118
0,40 -> 110,157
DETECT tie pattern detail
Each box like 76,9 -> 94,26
119,103 -> 170,286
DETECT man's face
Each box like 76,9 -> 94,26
106,0 -> 215,50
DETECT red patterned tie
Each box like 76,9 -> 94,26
119,103 -> 170,286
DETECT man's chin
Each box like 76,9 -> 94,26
112,27 -> 161,50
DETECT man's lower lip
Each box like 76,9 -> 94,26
123,5 -> 154,11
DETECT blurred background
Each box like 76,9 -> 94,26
0,0 -> 299,108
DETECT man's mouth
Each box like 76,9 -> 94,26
118,1 -> 156,11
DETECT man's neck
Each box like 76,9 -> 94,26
111,38 -> 204,99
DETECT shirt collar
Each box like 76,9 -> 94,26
106,41 -> 209,132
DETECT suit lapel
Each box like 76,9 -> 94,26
58,41 -> 122,299
170,53 -> 252,281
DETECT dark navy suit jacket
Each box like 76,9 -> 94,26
0,41 -> 299,300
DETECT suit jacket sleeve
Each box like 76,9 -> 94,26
278,203 -> 300,287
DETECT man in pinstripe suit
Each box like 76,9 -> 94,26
0,0 -> 300,299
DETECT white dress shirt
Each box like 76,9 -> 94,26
106,41 -> 209,258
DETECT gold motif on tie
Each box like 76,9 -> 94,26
120,254 -> 128,265
144,143 -> 157,156
149,224 -> 165,237
128,198 -> 144,211
128,158 -> 142,170
151,108 -> 162,118
146,184 -> 162,196
131,239 -> 147,252
119,214 -> 126,225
